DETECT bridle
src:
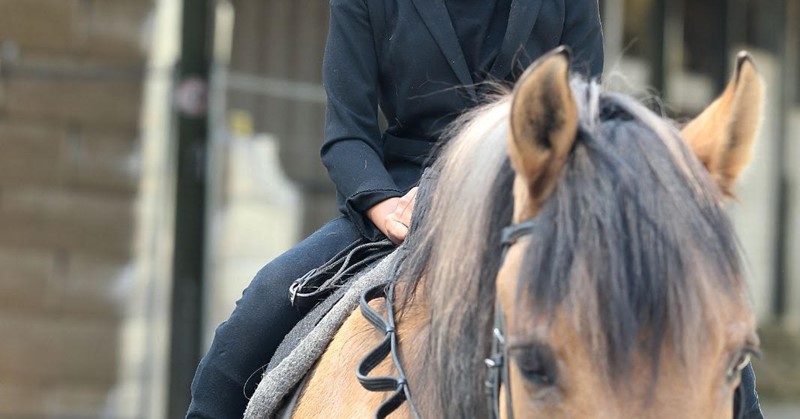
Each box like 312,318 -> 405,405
354,219 -> 538,419
485,219 -> 538,419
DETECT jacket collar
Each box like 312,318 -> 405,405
487,0 -> 544,80
410,0 -> 543,99
410,0 -> 477,102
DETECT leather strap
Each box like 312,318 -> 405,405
486,300 -> 514,419
289,239 -> 395,309
356,281 -> 421,419
501,219 -> 537,247
486,220 -> 538,418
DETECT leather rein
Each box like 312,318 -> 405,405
355,219 -> 537,419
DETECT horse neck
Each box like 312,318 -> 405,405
393,279 -> 442,417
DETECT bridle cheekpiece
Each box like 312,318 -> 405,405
486,219 -> 538,419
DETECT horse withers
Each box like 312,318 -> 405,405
278,48 -> 765,418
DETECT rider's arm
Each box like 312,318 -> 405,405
320,0 -> 404,240
561,0 -> 605,78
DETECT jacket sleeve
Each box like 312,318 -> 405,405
320,0 -> 404,239
561,0 -> 605,78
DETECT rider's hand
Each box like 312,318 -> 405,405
366,187 -> 419,245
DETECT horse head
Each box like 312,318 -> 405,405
497,47 -> 764,418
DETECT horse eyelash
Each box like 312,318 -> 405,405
742,346 -> 762,361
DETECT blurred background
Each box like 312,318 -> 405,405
0,0 -> 796,418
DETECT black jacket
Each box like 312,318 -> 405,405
321,0 -> 604,239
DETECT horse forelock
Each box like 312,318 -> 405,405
515,79 -> 749,390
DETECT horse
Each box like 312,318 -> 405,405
285,47 -> 765,418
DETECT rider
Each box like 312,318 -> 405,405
186,1 -> 760,418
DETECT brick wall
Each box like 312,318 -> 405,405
0,1 -> 152,417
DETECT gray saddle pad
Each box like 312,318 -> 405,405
243,249 -> 401,419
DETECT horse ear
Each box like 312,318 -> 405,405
508,47 -> 578,206
682,52 -> 764,198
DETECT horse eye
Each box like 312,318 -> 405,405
512,345 -> 558,387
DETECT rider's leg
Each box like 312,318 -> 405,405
186,216 -> 363,419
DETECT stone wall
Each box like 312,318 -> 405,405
787,108 -> 800,329
0,1 -> 152,417
226,0 -> 337,236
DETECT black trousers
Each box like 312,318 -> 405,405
186,216 -> 362,419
